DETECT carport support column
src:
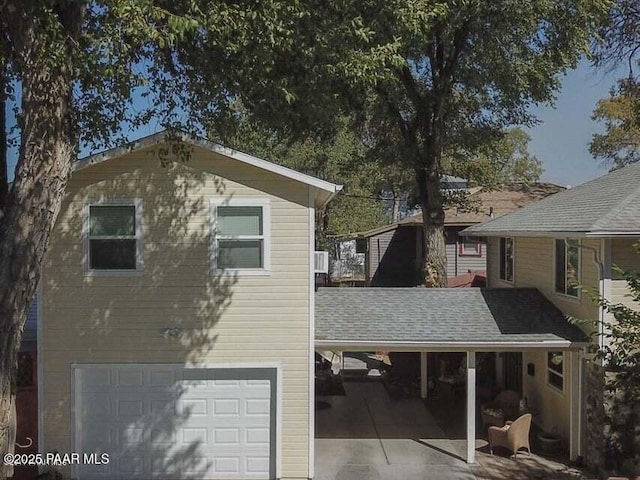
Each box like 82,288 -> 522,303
466,351 -> 476,464
420,352 -> 428,399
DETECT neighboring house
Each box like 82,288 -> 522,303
349,183 -> 563,287
463,161 -> 640,472
38,131 -> 341,480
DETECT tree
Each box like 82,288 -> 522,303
447,128 -> 544,189
0,1 -> 312,469
199,1 -> 606,287
591,243 -> 640,473
592,0 -> 640,78
211,111 -> 387,246
590,79 -> 640,169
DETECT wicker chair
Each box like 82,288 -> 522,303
480,390 -> 520,427
488,413 -> 532,458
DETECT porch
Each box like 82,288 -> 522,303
314,287 -> 589,467
315,378 -> 587,480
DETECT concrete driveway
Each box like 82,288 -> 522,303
315,380 -> 477,480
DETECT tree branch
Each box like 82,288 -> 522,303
0,57 -> 7,218
375,85 -> 412,143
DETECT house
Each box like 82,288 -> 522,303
347,183 -> 563,287
463,161 -> 640,472
37,131 -> 341,480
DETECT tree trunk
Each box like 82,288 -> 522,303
391,187 -> 401,222
0,60 -> 7,215
416,163 -> 447,287
0,5 -> 78,471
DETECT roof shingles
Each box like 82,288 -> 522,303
464,162 -> 640,236
315,287 -> 586,346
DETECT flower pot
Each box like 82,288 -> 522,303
537,432 -> 561,455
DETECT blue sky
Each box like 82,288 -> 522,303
6,59 -> 621,187
526,60 -> 622,187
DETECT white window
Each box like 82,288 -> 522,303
84,200 -> 143,274
459,238 -> 482,257
211,198 -> 271,275
499,237 -> 514,282
547,351 -> 564,392
554,239 -> 581,297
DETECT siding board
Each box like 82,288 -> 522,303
41,147 -> 312,478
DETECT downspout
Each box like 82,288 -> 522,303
577,241 -> 606,351
574,240 -> 607,460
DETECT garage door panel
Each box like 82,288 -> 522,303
76,365 -> 276,480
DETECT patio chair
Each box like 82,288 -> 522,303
488,413 -> 532,459
481,389 -> 520,427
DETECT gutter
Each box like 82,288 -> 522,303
314,339 -> 587,351
462,229 -> 640,239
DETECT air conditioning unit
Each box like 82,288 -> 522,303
314,251 -> 329,274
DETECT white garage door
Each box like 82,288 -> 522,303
74,365 -> 277,480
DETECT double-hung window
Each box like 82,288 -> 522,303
211,198 -> 270,275
85,200 -> 143,274
547,351 -> 565,392
554,239 -> 581,297
499,237 -> 514,283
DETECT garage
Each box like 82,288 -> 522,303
73,364 -> 278,480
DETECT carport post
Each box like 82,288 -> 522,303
420,352 -> 428,399
466,351 -> 476,464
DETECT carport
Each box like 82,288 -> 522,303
314,287 -> 588,465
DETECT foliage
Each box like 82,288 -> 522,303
590,79 -> 640,169
592,0 -> 640,79
200,0 -> 608,286
445,128 -> 544,190
211,112 -> 387,245
592,243 -> 640,472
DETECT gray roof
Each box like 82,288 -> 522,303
315,288 -> 587,347
463,161 -> 640,237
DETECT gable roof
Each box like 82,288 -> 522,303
315,287 -> 587,349
75,131 -> 343,208
354,183 -> 563,238
463,162 -> 640,237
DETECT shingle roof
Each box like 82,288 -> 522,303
464,162 -> 640,237
354,183 -> 563,237
315,287 -> 587,347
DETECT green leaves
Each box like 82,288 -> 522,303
590,79 -> 640,169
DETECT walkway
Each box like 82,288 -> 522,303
315,379 -> 590,480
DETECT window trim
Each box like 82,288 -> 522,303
553,238 -> 582,299
458,240 -> 482,257
546,351 -> 566,394
210,197 -> 271,276
83,198 -> 144,276
499,237 -> 515,284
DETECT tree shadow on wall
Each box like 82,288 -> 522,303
42,144 -> 272,479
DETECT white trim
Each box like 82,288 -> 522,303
83,198 -> 144,276
546,351 -> 566,395
586,231 -> 640,237
71,362 -> 282,480
466,351 -> 476,464
420,352 -> 428,399
209,197 -> 271,276
464,229 -> 640,239
553,238 -> 582,299
601,239 -> 613,351
36,279 -> 44,473
569,351 -> 581,460
308,187 -> 315,479
75,131 -> 343,207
